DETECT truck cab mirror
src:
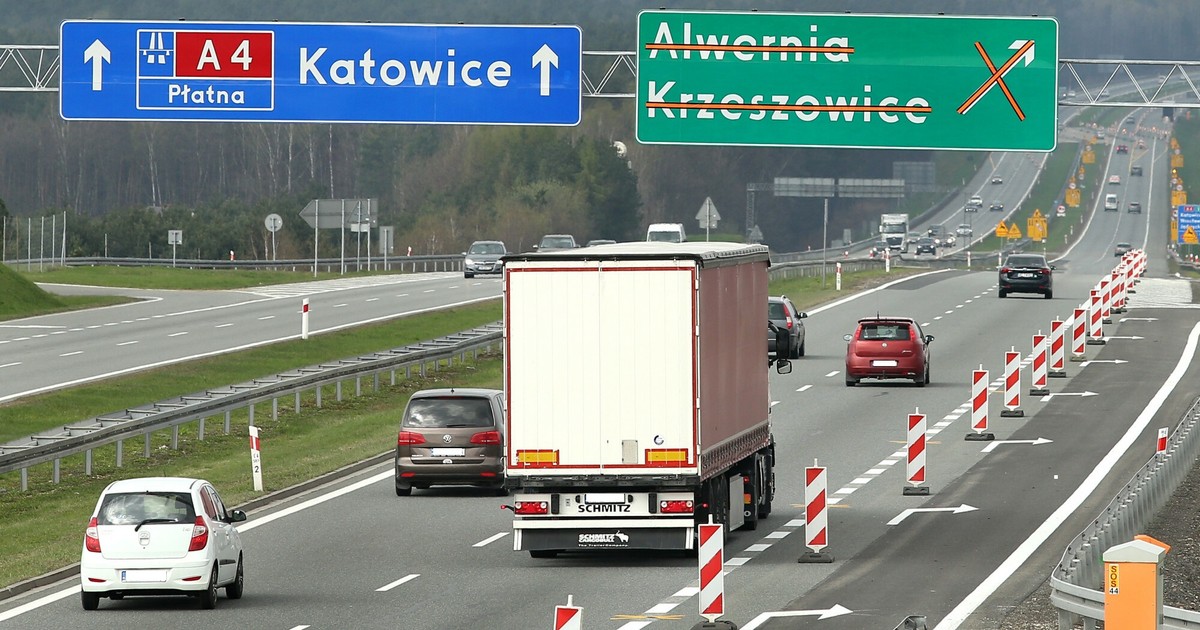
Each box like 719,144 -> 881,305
776,358 -> 792,374
769,321 -> 790,365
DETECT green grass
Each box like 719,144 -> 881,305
0,267 -> 904,589
17,265 -> 394,291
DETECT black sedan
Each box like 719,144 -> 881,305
999,254 -> 1054,299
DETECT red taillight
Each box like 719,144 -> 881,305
1000,267 -> 1011,274
188,516 -> 209,552
1040,268 -> 1051,275
470,430 -> 502,445
85,517 -> 101,553
785,315 -> 794,330
513,501 -> 549,515
397,431 -> 426,446
659,500 -> 694,514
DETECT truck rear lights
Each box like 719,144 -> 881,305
397,431 -> 426,446
645,449 -> 690,466
470,430 -> 502,445
187,516 -> 209,551
513,501 -> 550,515
85,517 -> 101,552
515,449 -> 559,466
659,500 -> 694,514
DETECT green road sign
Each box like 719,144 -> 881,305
636,11 -> 1059,151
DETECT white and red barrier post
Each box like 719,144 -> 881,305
1100,276 -> 1113,324
249,426 -> 263,491
884,248 -> 891,273
1156,427 -> 1169,461
1087,289 -> 1106,345
1030,332 -> 1050,396
836,262 -> 843,291
799,462 -> 834,562
1112,269 -> 1127,314
554,595 -> 582,630
966,367 -> 994,441
698,521 -> 725,621
1071,307 -> 1088,361
904,410 -> 930,495
301,298 -> 310,340
1001,348 -> 1024,417
1049,318 -> 1068,377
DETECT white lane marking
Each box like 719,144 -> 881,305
867,468 -> 886,475
59,351 -> 83,357
103,322 -> 117,326
117,341 -> 138,346
333,303 -> 347,308
69,328 -> 83,332
121,320 -> 134,324
647,601 -> 682,614
258,315 -> 275,320
0,584 -> 78,622
770,400 -> 781,408
473,532 -> 509,547
0,324 -> 65,329
745,543 -> 772,552
834,487 -> 857,495
945,310 -> 954,314
936,322 -> 1200,629
423,289 -> 435,293
13,337 -> 29,341
51,331 -> 66,335
674,586 -> 699,598
764,531 -> 791,539
851,477 -> 872,485
376,574 -> 420,592
397,293 -> 409,297
288,626 -> 311,630
32,334 -> 47,338
824,371 -> 839,377
934,316 -> 944,320
366,297 -> 379,302
725,557 -> 751,567
86,325 -> 100,329
0,362 -> 21,369
922,322 -> 932,327
797,384 -> 813,392
136,317 -> 150,321
168,332 -> 188,337
879,459 -> 899,466
215,323 -> 233,328
785,519 -> 805,527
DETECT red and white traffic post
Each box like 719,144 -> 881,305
1070,307 -> 1088,362
301,298 -> 310,340
1001,348 -> 1024,417
553,595 -> 582,630
884,248 -> 891,273
698,521 -> 725,621
249,426 -> 263,492
1100,276 -> 1113,324
799,462 -> 834,562
1030,332 -> 1050,396
904,410 -> 930,495
1111,269 -> 1127,314
1156,427 -> 1169,460
966,367 -> 994,441
835,262 -> 843,291
1087,289 -> 1106,346
1049,318 -> 1068,377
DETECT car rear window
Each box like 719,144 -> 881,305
469,243 -> 504,255
859,324 -> 911,341
404,397 -> 495,428
98,492 -> 196,526
768,302 -> 787,318
1006,256 -> 1045,267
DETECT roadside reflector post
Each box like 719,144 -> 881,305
554,594 -> 583,630
884,248 -> 891,273
799,461 -> 834,563
1049,318 -> 1068,377
697,520 -> 726,621
1103,536 -> 1170,630
249,426 -> 263,492
1030,332 -> 1050,396
1100,276 -> 1113,324
1112,269 -> 1126,314
1157,427 -> 1169,460
966,367 -> 994,441
1087,289 -> 1107,345
1001,349 -> 1024,417
835,262 -> 843,292
903,410 -> 930,495
1070,307 -> 1088,361
301,298 -> 310,340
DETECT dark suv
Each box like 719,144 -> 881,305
999,254 -> 1054,299
395,388 -> 506,496
768,296 -> 807,359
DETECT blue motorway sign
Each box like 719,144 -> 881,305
60,21 -> 581,125
1178,204 -> 1200,244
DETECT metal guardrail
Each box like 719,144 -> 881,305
1050,396 -> 1200,629
0,323 -> 503,490
4,254 -> 463,273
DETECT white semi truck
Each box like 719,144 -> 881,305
500,242 -> 791,557
880,213 -> 910,251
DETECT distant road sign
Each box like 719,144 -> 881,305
636,11 -> 1058,150
1178,205 -> 1200,244
61,21 -> 581,125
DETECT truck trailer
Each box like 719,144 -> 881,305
500,242 -> 791,557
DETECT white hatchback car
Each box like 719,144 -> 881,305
80,477 -> 246,610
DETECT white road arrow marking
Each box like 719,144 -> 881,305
1120,317 -> 1158,322
888,504 -> 977,526
1041,391 -> 1099,402
531,44 -> 558,97
742,604 -> 854,629
1103,336 -> 1144,340
981,437 -> 1053,453
1081,359 -> 1128,366
84,39 -> 110,91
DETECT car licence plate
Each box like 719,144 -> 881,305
1018,272 -> 1036,278
871,360 -> 898,367
430,448 -> 465,457
121,569 -> 167,583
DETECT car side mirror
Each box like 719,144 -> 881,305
776,358 -> 792,375
797,312 -> 808,320
1050,265 -> 1057,270
925,335 -> 935,344
229,509 -> 247,523
843,333 -> 852,342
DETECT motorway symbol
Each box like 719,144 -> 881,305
1040,391 -> 1098,401
980,437 -> 1052,453
957,39 -> 1035,120
888,504 -> 977,526
61,21 -> 582,125
741,605 -> 854,629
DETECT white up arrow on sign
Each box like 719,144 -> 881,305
84,40 -> 110,91
532,44 -> 558,97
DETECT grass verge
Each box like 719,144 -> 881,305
17,265 -> 396,291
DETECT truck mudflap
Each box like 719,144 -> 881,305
513,521 -> 695,552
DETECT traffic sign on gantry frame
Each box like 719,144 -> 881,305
60,21 -> 581,125
636,11 -> 1058,150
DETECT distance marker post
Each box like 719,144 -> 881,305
249,426 -> 263,491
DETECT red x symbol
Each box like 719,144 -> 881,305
957,40 -> 1035,120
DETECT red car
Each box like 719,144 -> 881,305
843,317 -> 933,387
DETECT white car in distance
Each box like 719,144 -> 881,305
80,477 -> 247,610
